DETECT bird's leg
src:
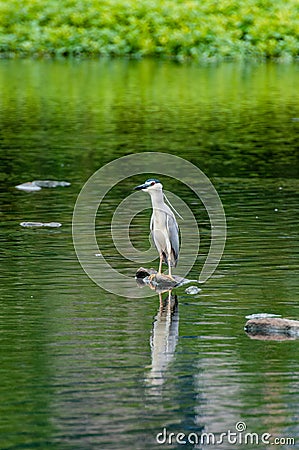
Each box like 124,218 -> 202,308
158,254 -> 163,275
148,254 -> 163,282
164,260 -> 175,281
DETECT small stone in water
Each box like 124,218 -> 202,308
16,180 -> 71,191
20,221 -> 62,228
20,222 -> 44,227
15,182 -> 41,192
245,313 -> 281,320
33,180 -> 71,188
43,222 -> 62,227
185,285 -> 202,295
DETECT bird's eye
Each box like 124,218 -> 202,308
151,181 -> 155,186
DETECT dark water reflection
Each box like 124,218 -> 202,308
0,60 -> 298,449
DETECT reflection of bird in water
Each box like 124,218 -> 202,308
134,179 -> 179,280
145,291 -> 179,394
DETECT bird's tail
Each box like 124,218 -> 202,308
162,249 -> 178,267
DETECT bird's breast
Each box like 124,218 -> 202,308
151,210 -> 167,228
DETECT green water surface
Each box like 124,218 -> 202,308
0,59 -> 298,450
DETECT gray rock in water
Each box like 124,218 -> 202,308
245,313 -> 281,320
20,222 -> 44,227
245,317 -> 299,340
20,221 -> 62,228
16,180 -> 70,192
135,267 -> 191,291
33,180 -> 71,188
185,285 -> 202,295
43,222 -> 62,227
15,182 -> 41,192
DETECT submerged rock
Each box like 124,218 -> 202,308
245,313 -> 281,320
15,182 -> 41,192
20,221 -> 62,228
185,285 -> 202,295
33,180 -> 71,188
245,317 -> 299,341
15,180 -> 70,192
135,267 -> 157,279
135,267 -> 198,292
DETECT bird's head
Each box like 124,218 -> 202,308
134,178 -> 163,192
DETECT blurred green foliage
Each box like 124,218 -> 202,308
0,0 -> 298,60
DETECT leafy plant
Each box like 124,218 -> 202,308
0,0 -> 298,59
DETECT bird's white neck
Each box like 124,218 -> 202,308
148,189 -> 165,209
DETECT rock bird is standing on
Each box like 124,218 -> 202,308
134,179 -> 179,280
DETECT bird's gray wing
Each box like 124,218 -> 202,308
150,213 -> 154,236
166,213 -> 180,263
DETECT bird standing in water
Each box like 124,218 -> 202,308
134,179 -> 179,280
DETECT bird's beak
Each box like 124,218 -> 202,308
134,183 -> 147,191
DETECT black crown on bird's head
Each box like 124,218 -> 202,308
134,178 -> 162,191
145,178 -> 161,184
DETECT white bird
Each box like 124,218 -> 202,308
134,179 -> 179,279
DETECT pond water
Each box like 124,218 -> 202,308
0,59 -> 298,449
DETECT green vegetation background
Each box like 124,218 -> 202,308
0,0 -> 298,60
